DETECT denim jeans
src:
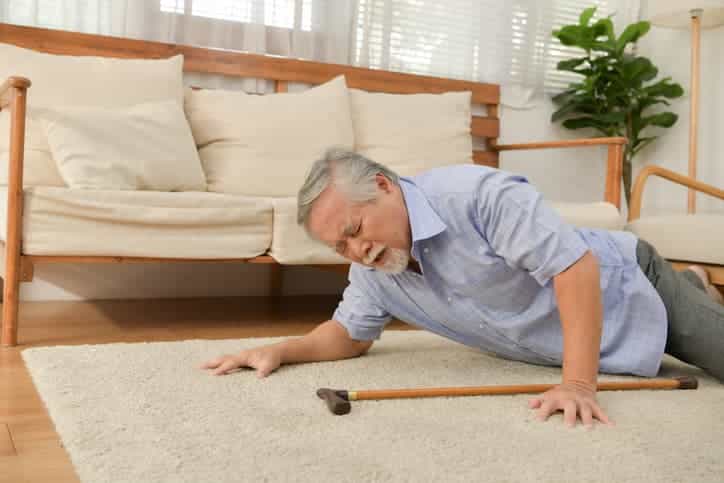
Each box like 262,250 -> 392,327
636,238 -> 724,382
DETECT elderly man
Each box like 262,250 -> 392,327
202,149 -> 724,428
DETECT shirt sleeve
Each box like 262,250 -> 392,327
475,172 -> 589,286
332,265 -> 392,341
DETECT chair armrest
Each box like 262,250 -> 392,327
491,136 -> 626,151
628,166 -> 724,222
491,137 -> 627,210
0,76 -> 31,110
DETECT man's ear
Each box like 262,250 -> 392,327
375,173 -> 391,193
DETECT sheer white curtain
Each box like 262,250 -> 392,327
352,0 -> 641,107
0,0 -> 354,91
1,0 -> 640,99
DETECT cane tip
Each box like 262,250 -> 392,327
675,376 -> 698,390
316,388 -> 351,415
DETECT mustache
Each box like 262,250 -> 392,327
363,244 -> 385,265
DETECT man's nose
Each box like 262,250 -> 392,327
350,239 -> 372,261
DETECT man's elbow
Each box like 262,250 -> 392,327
355,340 -> 374,356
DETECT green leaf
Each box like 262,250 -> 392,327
641,112 -> 678,128
551,88 -> 579,105
644,78 -> 684,98
563,116 -> 611,131
580,7 -> 597,27
591,111 -> 627,124
590,40 -> 616,53
633,136 -> 658,149
616,21 -> 651,52
632,136 -> 659,155
594,17 -> 616,43
551,103 -> 581,122
623,57 -> 658,85
557,57 -> 587,72
554,25 -> 584,46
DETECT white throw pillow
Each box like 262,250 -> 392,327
0,43 -> 184,187
37,100 -> 206,191
185,75 -> 354,197
350,89 -> 473,175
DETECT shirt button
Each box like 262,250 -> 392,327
479,324 -> 484,329
447,297 -> 452,302
424,248 -> 429,253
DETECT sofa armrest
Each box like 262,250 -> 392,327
491,137 -> 627,210
628,165 -> 724,222
0,76 -> 31,110
1,75 -> 31,189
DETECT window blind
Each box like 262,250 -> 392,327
160,0 -> 314,31
353,0 -> 634,93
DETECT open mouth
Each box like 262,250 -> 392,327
373,248 -> 385,264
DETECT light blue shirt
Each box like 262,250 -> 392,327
333,165 -> 668,377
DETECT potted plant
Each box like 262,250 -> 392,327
551,7 -> 684,207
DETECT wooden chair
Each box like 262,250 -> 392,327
628,165 -> 724,287
0,22 -> 625,346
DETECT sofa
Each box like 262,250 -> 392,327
0,22 -> 627,346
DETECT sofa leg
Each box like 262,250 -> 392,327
1,270 -> 20,347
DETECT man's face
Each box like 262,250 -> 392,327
306,174 -> 412,273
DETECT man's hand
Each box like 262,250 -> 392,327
528,380 -> 613,428
200,345 -> 283,378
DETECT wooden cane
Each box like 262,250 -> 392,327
316,376 -> 698,415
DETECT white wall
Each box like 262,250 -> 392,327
634,3 -> 724,216
12,3 -> 724,301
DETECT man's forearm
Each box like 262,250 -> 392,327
275,319 -> 370,364
553,251 -> 603,387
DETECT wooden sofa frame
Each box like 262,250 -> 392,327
0,22 -> 625,346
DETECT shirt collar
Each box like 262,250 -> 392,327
399,177 -> 447,261
357,177 -> 446,272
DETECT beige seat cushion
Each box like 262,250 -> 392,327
550,201 -> 624,230
185,76 -> 354,197
0,187 -> 272,259
0,43 -> 184,187
626,214 -> 724,265
350,89 -> 472,175
269,197 -> 348,264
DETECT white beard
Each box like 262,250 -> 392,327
374,247 -> 410,274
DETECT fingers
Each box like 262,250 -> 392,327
563,401 -> 578,427
535,399 -> 556,422
211,358 -> 241,376
531,392 -> 613,428
199,354 -> 245,376
199,356 -> 225,370
580,404 -> 594,428
592,404 -> 614,426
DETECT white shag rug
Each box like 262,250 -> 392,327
22,331 -> 724,483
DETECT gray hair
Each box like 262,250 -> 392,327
297,148 -> 400,231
